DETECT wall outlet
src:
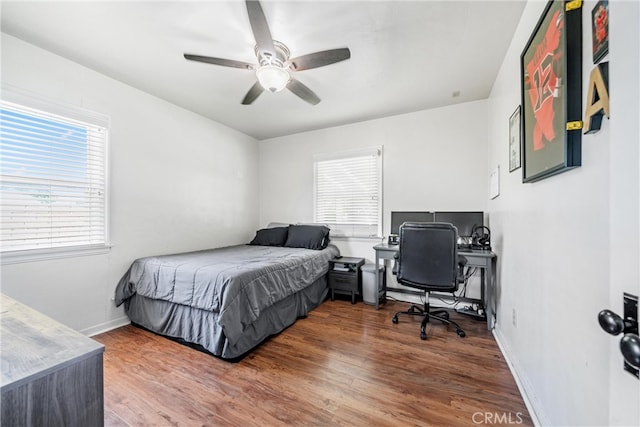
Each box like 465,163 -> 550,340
512,308 -> 517,328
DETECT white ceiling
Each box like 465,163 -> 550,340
1,0 -> 526,140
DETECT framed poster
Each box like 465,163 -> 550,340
490,165 -> 500,199
591,0 -> 609,63
509,106 -> 522,172
520,0 -> 582,183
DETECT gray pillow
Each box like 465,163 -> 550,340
284,225 -> 330,250
249,227 -> 289,246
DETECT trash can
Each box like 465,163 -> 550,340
361,264 -> 385,305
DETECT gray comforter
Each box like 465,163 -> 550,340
115,244 -> 339,351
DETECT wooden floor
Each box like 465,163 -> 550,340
94,299 -> 532,426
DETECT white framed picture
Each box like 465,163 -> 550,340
490,165 -> 500,199
509,105 -> 522,172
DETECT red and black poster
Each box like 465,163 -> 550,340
592,0 -> 609,64
520,0 -> 582,183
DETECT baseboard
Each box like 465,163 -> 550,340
81,316 -> 130,337
493,327 -> 547,427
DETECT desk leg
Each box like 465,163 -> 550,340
479,266 -> 491,330
487,257 -> 496,330
375,252 -> 380,310
480,268 -> 486,316
481,266 -> 490,330
383,262 -> 387,304
481,259 -> 495,330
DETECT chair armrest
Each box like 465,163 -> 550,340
456,255 -> 468,283
392,252 -> 399,275
458,254 -> 468,267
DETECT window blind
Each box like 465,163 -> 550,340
0,100 -> 109,254
314,147 -> 382,238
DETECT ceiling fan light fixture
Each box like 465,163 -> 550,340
183,1 -> 350,105
256,65 -> 290,93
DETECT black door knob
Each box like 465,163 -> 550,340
599,295 -> 639,377
598,309 -> 625,335
620,333 -> 640,369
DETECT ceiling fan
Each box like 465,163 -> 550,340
183,0 -> 351,105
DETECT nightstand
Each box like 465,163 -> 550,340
328,257 -> 365,304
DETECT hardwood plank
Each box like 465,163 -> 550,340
95,300 -> 532,426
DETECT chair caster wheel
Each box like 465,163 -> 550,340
457,330 -> 466,337
420,332 -> 427,340
392,316 -> 398,324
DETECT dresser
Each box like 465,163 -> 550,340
1,294 -> 105,426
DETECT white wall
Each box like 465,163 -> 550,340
258,101 -> 490,260
0,34 -> 259,334
259,100 -> 489,299
486,1 -> 636,425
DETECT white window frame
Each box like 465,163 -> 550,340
1,87 -> 111,264
313,146 -> 383,238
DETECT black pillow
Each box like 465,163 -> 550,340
249,227 -> 289,247
284,225 -> 330,250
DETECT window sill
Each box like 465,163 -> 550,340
1,244 -> 112,265
330,235 -> 383,241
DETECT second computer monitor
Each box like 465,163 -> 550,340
434,211 -> 484,238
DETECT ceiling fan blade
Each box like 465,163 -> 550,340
287,78 -> 321,105
241,81 -> 264,105
184,54 -> 254,70
246,0 -> 275,56
289,48 -> 351,71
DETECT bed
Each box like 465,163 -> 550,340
114,225 -> 339,359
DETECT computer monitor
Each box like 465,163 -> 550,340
390,211 -> 435,235
434,211 -> 484,238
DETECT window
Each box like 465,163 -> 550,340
0,93 -> 109,262
314,146 -> 382,238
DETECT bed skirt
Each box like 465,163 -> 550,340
124,275 -> 328,360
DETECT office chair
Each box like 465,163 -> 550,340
392,222 -> 467,340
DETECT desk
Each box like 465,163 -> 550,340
373,243 -> 497,330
